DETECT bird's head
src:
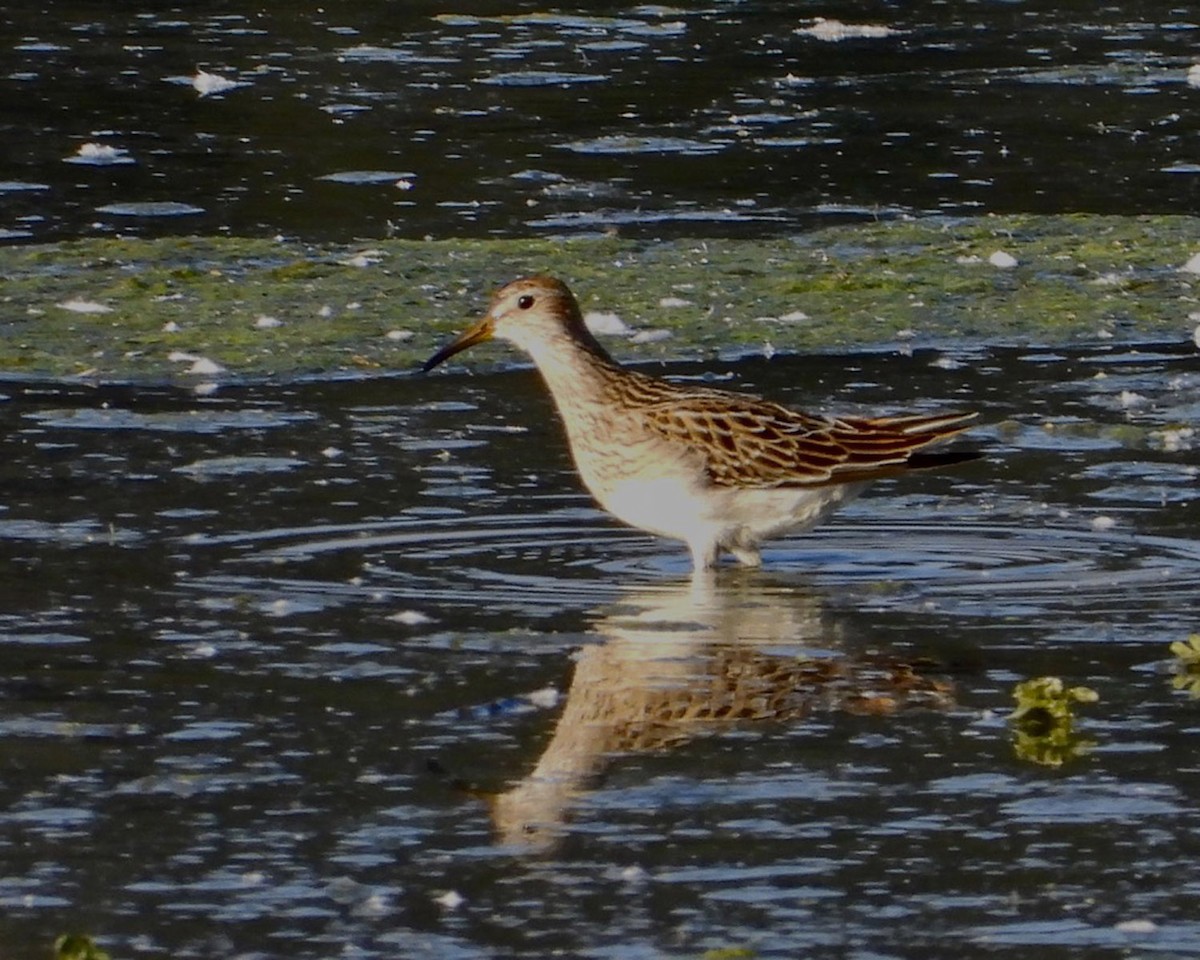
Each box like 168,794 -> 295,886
422,275 -> 592,372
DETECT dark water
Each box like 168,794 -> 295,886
4,2 -> 1200,958
3,2 -> 1200,243
2,342 -> 1200,958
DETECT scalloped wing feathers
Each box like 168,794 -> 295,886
638,394 -> 975,489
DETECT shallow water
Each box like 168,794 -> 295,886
1,342 -> 1199,957
3,2 -> 1199,242
5,1 -> 1200,955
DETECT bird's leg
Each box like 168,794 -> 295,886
689,540 -> 721,571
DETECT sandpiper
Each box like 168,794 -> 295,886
423,276 -> 977,571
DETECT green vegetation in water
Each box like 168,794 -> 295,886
0,214 -> 1197,382
701,948 -> 756,960
1169,634 -> 1200,698
54,934 -> 111,960
1009,676 -> 1099,767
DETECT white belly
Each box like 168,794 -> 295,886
594,474 -> 868,552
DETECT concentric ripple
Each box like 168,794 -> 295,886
179,509 -> 1200,622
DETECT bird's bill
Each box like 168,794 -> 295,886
422,316 -> 495,372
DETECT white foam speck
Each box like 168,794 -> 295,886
631,328 -> 671,344
57,298 -> 112,314
584,311 -> 630,336
1114,918 -> 1158,934
340,250 -> 384,268
192,68 -> 243,96
435,890 -> 464,910
168,351 -> 225,375
527,686 -> 560,709
796,18 -> 900,41
65,142 -> 135,166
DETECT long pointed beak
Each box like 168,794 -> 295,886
422,315 -> 495,372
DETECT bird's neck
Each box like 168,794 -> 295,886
526,330 -> 626,408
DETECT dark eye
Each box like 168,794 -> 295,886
517,294 -> 534,310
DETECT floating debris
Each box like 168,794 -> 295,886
54,934 -> 110,960
1170,634 -> 1200,666
989,250 -> 1019,269
526,686 -> 560,709
318,170 -> 417,185
96,201 -> 205,217
57,298 -> 112,314
167,351 -> 225,375
1114,919 -> 1158,935
65,142 -> 135,166
584,311 -> 631,336
192,68 -> 244,97
1168,634 -> 1200,698
0,180 -> 50,192
1150,426 -> 1194,452
175,455 -> 306,478
1009,676 -> 1098,767
434,890 -> 465,910
562,134 -> 725,156
478,71 -> 606,87
795,18 -> 902,41
338,249 -> 386,267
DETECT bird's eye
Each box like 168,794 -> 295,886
517,294 -> 535,310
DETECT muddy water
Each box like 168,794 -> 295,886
1,341 -> 1198,957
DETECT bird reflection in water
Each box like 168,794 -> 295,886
479,575 -> 956,851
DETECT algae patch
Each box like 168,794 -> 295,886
0,215 -> 1197,382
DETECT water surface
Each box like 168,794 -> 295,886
3,2 -> 1199,242
4,2 -> 1200,956
2,343 -> 1198,957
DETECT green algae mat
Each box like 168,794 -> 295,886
1,215 -> 1197,382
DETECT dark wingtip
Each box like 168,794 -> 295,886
905,449 -> 983,471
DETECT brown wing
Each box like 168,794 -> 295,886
640,393 -> 976,489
